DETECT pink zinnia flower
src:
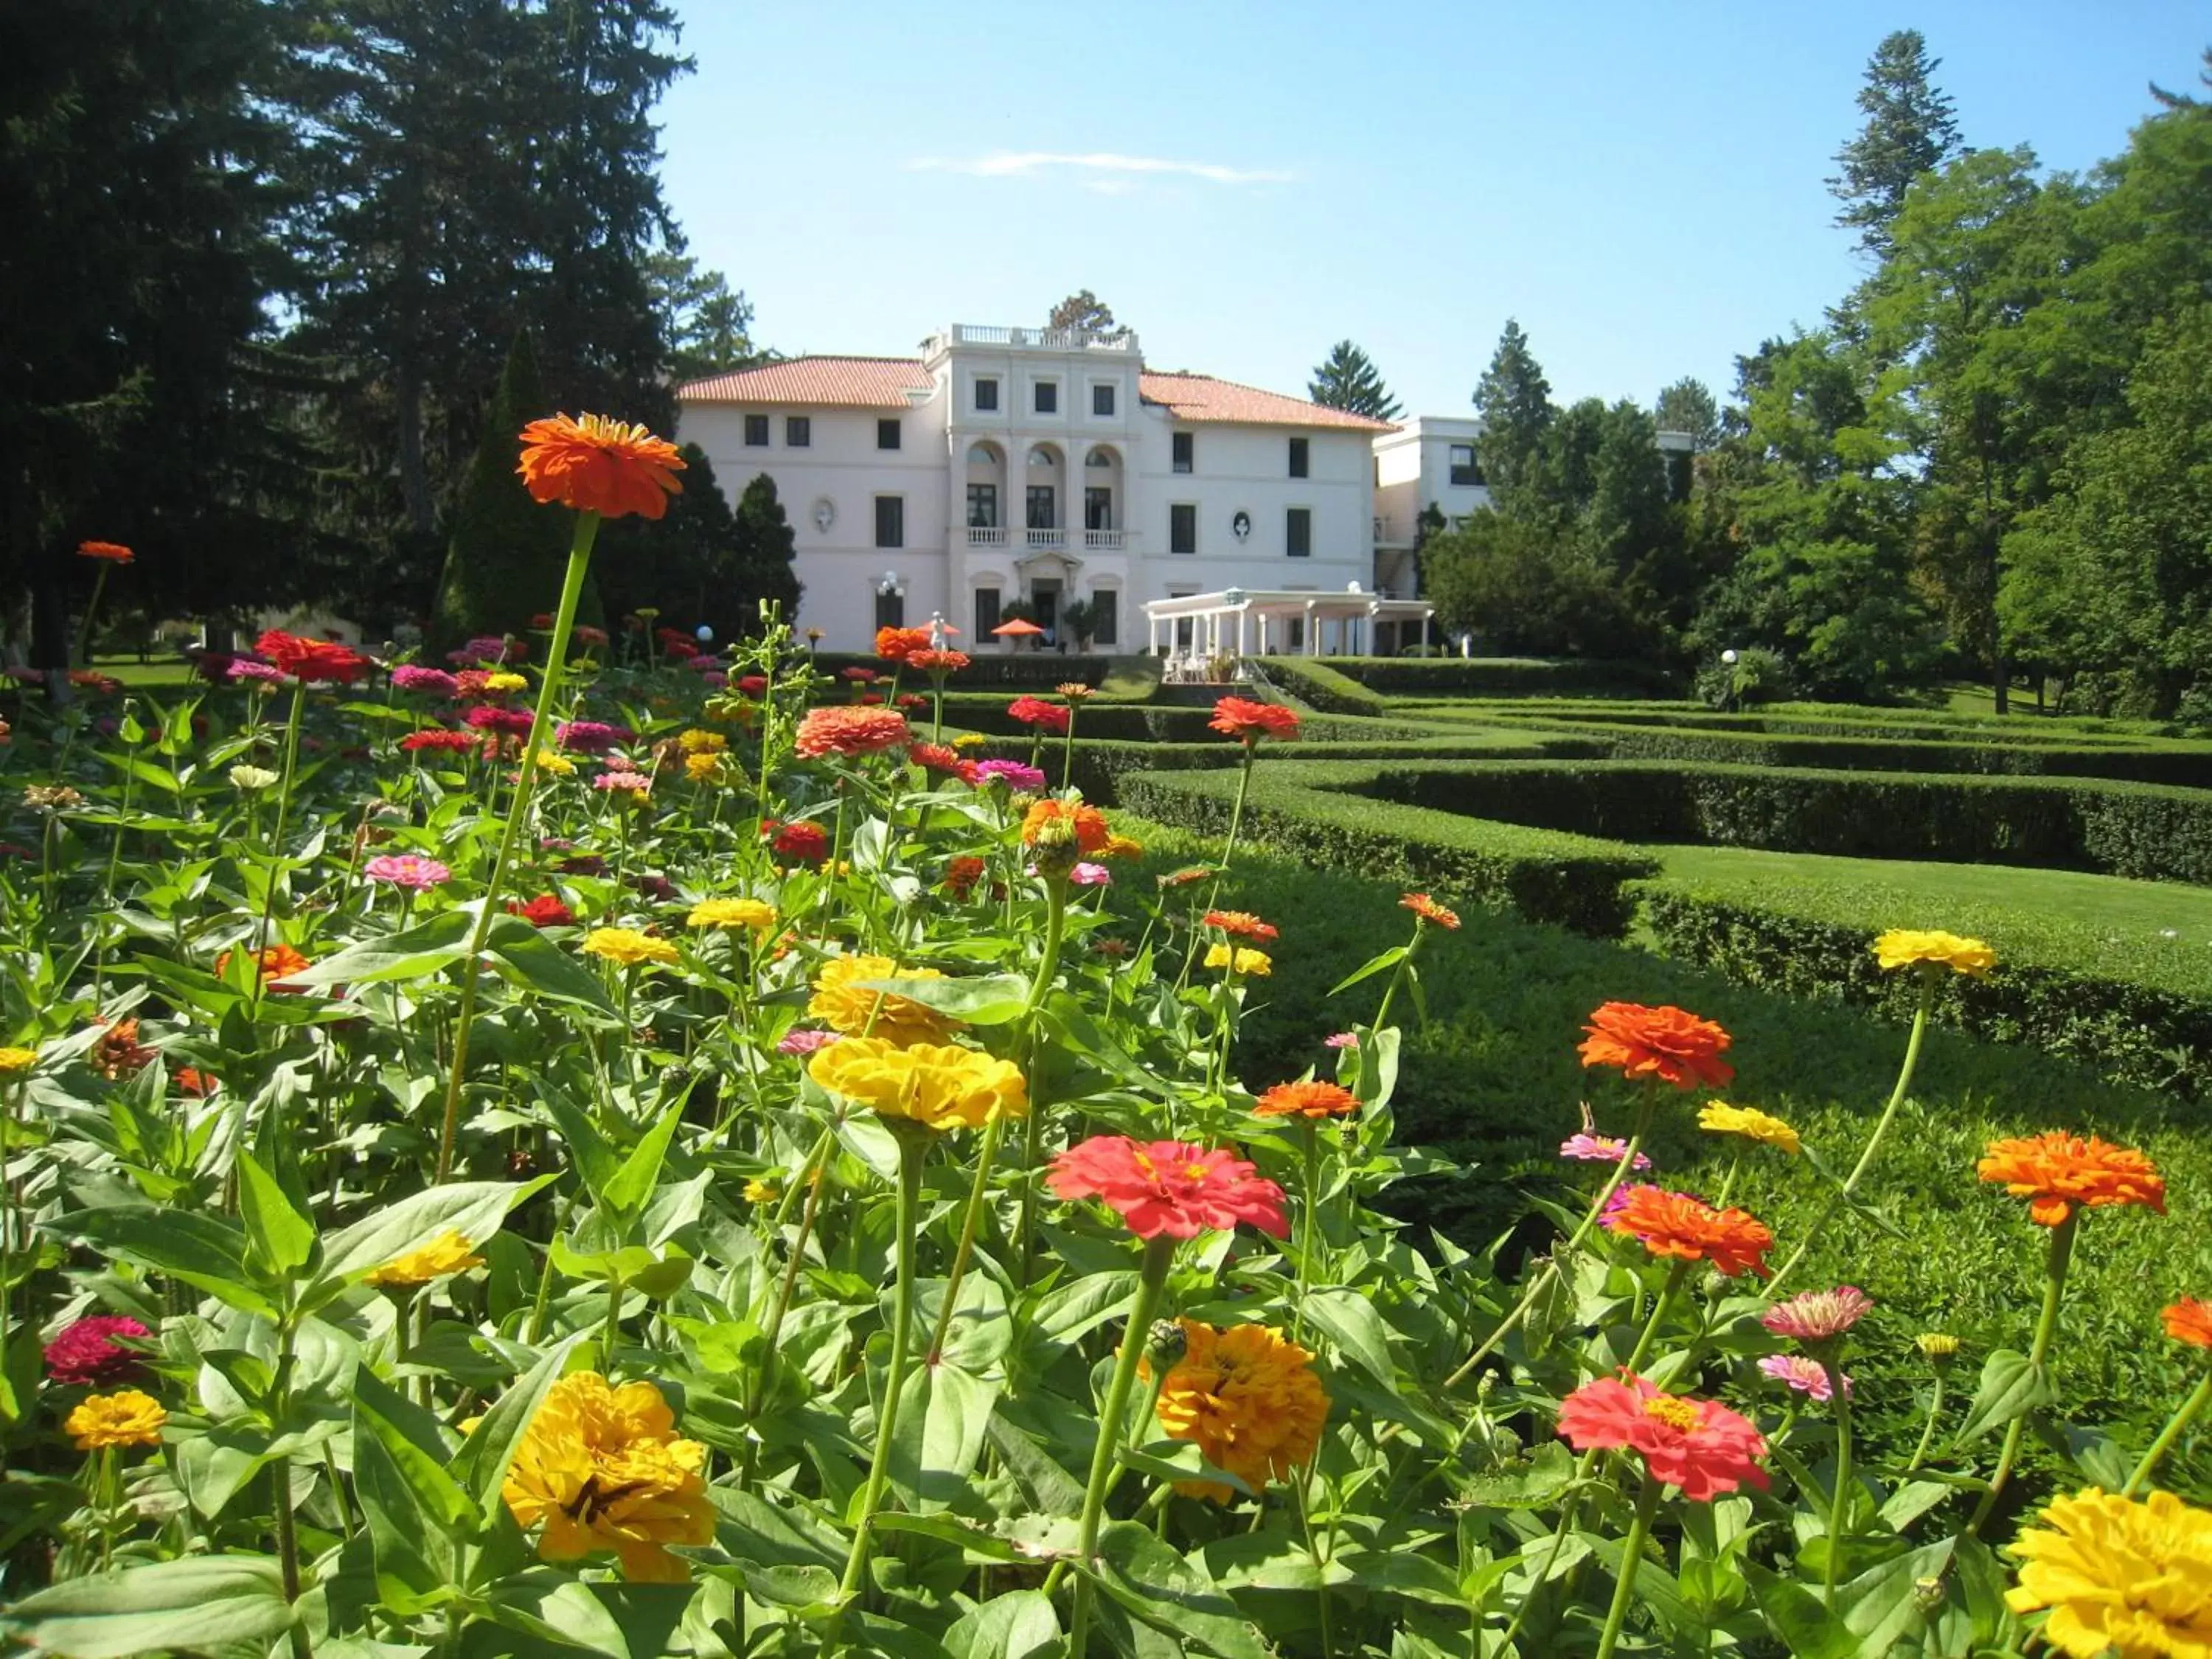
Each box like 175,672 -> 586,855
1761,1286 -> 1874,1346
556,720 -> 629,754
595,770 -> 652,792
45,1315 -> 151,1386
1069,863 -> 1111,886
778,1029 -> 841,1056
391,665 -> 459,695
1561,1133 -> 1652,1172
1324,1032 -> 1360,1051
1759,1354 -> 1849,1402
364,854 -> 451,891
226,658 -> 283,684
971,759 -> 1046,792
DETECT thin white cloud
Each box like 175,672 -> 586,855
907,150 -> 1292,187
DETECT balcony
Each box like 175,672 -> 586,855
936,323 -> 1141,355
967,526 -> 1007,548
1023,527 -> 1065,551
1082,528 -> 1128,551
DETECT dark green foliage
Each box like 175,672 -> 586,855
1307,340 -> 1403,421
811,653 -> 1115,689
1827,28 -> 1964,257
1471,320 -> 1553,502
1248,658 -> 1388,717
1044,291 -> 1127,339
1654,378 -> 1721,451
1316,658 -> 1683,698
1566,723 -> 2212,787
429,333 -> 575,648
595,459 -> 801,639
649,251 -> 765,382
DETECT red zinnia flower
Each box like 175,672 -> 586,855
1203,910 -> 1279,942
773,821 -> 830,863
943,855 -> 987,898
516,413 -> 685,521
254,630 -> 369,685
574,625 -> 610,649
401,728 -> 479,753
1604,1185 -> 1773,1278
1007,695 -> 1071,734
507,895 -> 575,928
794,706 -> 910,759
1254,1081 -> 1360,1120
841,667 -> 880,683
465,706 -> 535,737
736,675 -> 768,698
77,540 -> 134,563
874,626 -> 935,664
1208,697 -> 1300,744
1557,1371 -> 1769,1501
909,742 -> 973,779
1047,1135 -> 1287,1240
1578,1001 -> 1734,1091
92,1018 -> 156,1079
44,1315 -> 151,1386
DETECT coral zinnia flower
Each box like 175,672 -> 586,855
1698,1102 -> 1801,1155
807,954 -> 955,1045
1874,928 -> 1997,978
1147,1320 -> 1329,1503
366,1230 -> 484,1287
2003,1487 -> 2212,1659
580,928 -> 679,969
216,942 -> 313,992
1203,910 -> 1279,942
1204,943 -> 1272,978
1020,798 -> 1110,855
2165,1297 -> 2212,1351
1400,893 -> 1461,930
76,540 -> 134,563
874,626 -> 934,663
1604,1185 -> 1773,1278
1579,1001 -> 1734,1091
808,1037 -> 1027,1133
1762,1285 -> 1874,1345
255,630 -> 369,685
909,742 -> 971,779
1209,696 -> 1300,743
794,705 -> 911,759
507,895 -> 574,928
1006,695 -> 1071,734
1047,1135 -> 1287,1239
45,1316 -> 151,1387
1759,1354 -> 1848,1402
1255,1080 -> 1360,1120
942,855 -> 987,898
502,1372 -> 713,1582
908,647 -> 970,675
516,413 -> 685,521
64,1389 -> 167,1451
1556,1371 -> 1769,1501
1978,1133 -> 2166,1228
687,897 -> 773,934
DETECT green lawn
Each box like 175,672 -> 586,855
88,658 -> 197,688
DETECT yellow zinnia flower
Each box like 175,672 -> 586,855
687,897 -> 774,934
683,751 -> 726,784
1697,1102 -> 1801,1156
1100,833 -> 1144,860
951,733 -> 987,750
366,1229 -> 485,1287
806,954 -> 956,1044
502,1372 -> 713,1583
580,928 -> 680,969
2004,1487 -> 2212,1659
1204,943 -> 1273,978
677,728 -> 727,755
0,1047 -> 35,1074
742,1178 -> 779,1204
1146,1320 -> 1328,1503
483,672 -> 529,693
808,1038 -> 1026,1133
65,1389 -> 167,1451
1873,929 -> 1996,978
530,748 -> 577,778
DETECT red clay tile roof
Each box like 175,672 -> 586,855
1138,372 -> 1397,431
677,357 -> 933,408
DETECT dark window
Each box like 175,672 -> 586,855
874,588 -> 905,629
967,484 -> 998,528
1091,589 -> 1119,645
1092,383 -> 1116,417
874,495 -> 904,549
974,586 -> 1001,639
1034,380 -> 1058,414
1026,486 -> 1056,529
1288,437 -> 1309,478
1169,504 -> 1197,554
975,377 -> 999,411
1172,431 -> 1194,473
877,418 -> 901,451
1084,487 -> 1112,531
1287,507 -> 1312,557
785,416 -> 810,448
1449,443 -> 1483,487
743,414 -> 769,447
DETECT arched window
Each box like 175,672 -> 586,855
1085,446 -> 1116,469
1028,445 -> 1057,469
967,444 -> 997,466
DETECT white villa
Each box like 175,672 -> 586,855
676,323 -> 1485,655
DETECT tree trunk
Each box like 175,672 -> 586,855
30,562 -> 72,706
397,363 -> 432,538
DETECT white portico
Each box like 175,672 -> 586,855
1143,585 -> 1435,674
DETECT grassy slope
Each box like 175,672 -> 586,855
1112,812 -> 2212,1498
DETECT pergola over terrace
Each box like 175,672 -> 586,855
1142,585 -> 1435,667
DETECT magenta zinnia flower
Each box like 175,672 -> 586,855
1761,1286 -> 1873,1346
45,1315 -> 151,1386
226,658 -> 283,684
1560,1133 -> 1652,1172
555,720 -> 629,754
970,759 -> 1046,792
391,665 -> 459,696
363,854 -> 451,891
1758,1354 -> 1849,1402
463,706 -> 534,736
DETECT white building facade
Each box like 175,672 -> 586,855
676,324 -> 1394,653
1372,416 -> 1494,598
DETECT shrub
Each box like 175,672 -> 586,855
1248,656 -> 1388,716
1318,655 -> 1684,698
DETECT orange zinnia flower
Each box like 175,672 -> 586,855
1603,1185 -> 1773,1278
1208,696 -> 1300,744
1977,1132 -> 2166,1228
2163,1296 -> 2212,1351
517,414 -> 685,521
1020,799 -> 1110,855
1579,1001 -> 1734,1091
1203,909 -> 1279,942
77,540 -> 134,563
216,942 -> 314,992
1254,1080 -> 1360,1119
908,647 -> 969,675
1401,893 -> 1461,931
874,626 -> 934,664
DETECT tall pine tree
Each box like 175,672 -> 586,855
1471,321 -> 1555,508
1307,341 -> 1403,420
1828,29 -> 1964,258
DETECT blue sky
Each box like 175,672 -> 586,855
657,2 -> 2208,417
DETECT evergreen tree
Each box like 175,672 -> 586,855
1046,291 -> 1127,338
1471,321 -> 1555,507
430,331 -> 574,647
1828,29 -> 1964,257
1307,341 -> 1404,420
1655,378 -> 1722,451
730,472 -> 803,630
650,251 -> 766,381
596,456 -> 801,639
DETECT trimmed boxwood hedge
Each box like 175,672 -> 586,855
1354,759 -> 2212,883
1246,658 -> 1389,717
1315,656 -> 1684,698
811,651 -> 1118,689
1116,765 -> 1656,936
1585,726 -> 2212,787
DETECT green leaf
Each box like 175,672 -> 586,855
1093,1521 -> 1270,1659
350,1409 -> 455,1609
451,1332 -> 590,1520
1327,945 -> 1406,998
853,972 -> 1032,1025
944,1589 -> 1060,1659
1742,1557 -> 1859,1659
237,1151 -> 317,1281
870,1512 -> 1026,1562
315,1178 -> 546,1291
1952,1348 -> 2053,1444
282,909 -> 474,989
483,915 -> 619,1017
351,1369 -> 474,1534
887,1360 -> 1001,1512
56,1207 -> 274,1317
1303,1286 -> 1399,1392
1,1557 -> 296,1658
1028,1271 -> 1138,1344
1116,1439 -> 1251,1497
602,1098 -> 687,1221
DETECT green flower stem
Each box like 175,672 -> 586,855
1821,1358 -> 1854,1598
1624,1260 -> 1693,1376
1292,1117 -> 1323,1345
1905,1371 -> 1949,1474
1060,703 -> 1079,793
600,1272 -> 625,1377
1969,1211 -> 2079,1537
927,1112 -> 1006,1365
74,562 -> 111,669
835,1130 -> 927,1609
1015,876 -> 1070,1285
1369,922 -> 1425,1034
246,681 -> 310,1013
1067,1235 -> 1176,1657
1767,976 -> 1934,1297
432,510 -> 602,1183
1593,1472 -> 1663,1659
2124,1366 -> 2212,1497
